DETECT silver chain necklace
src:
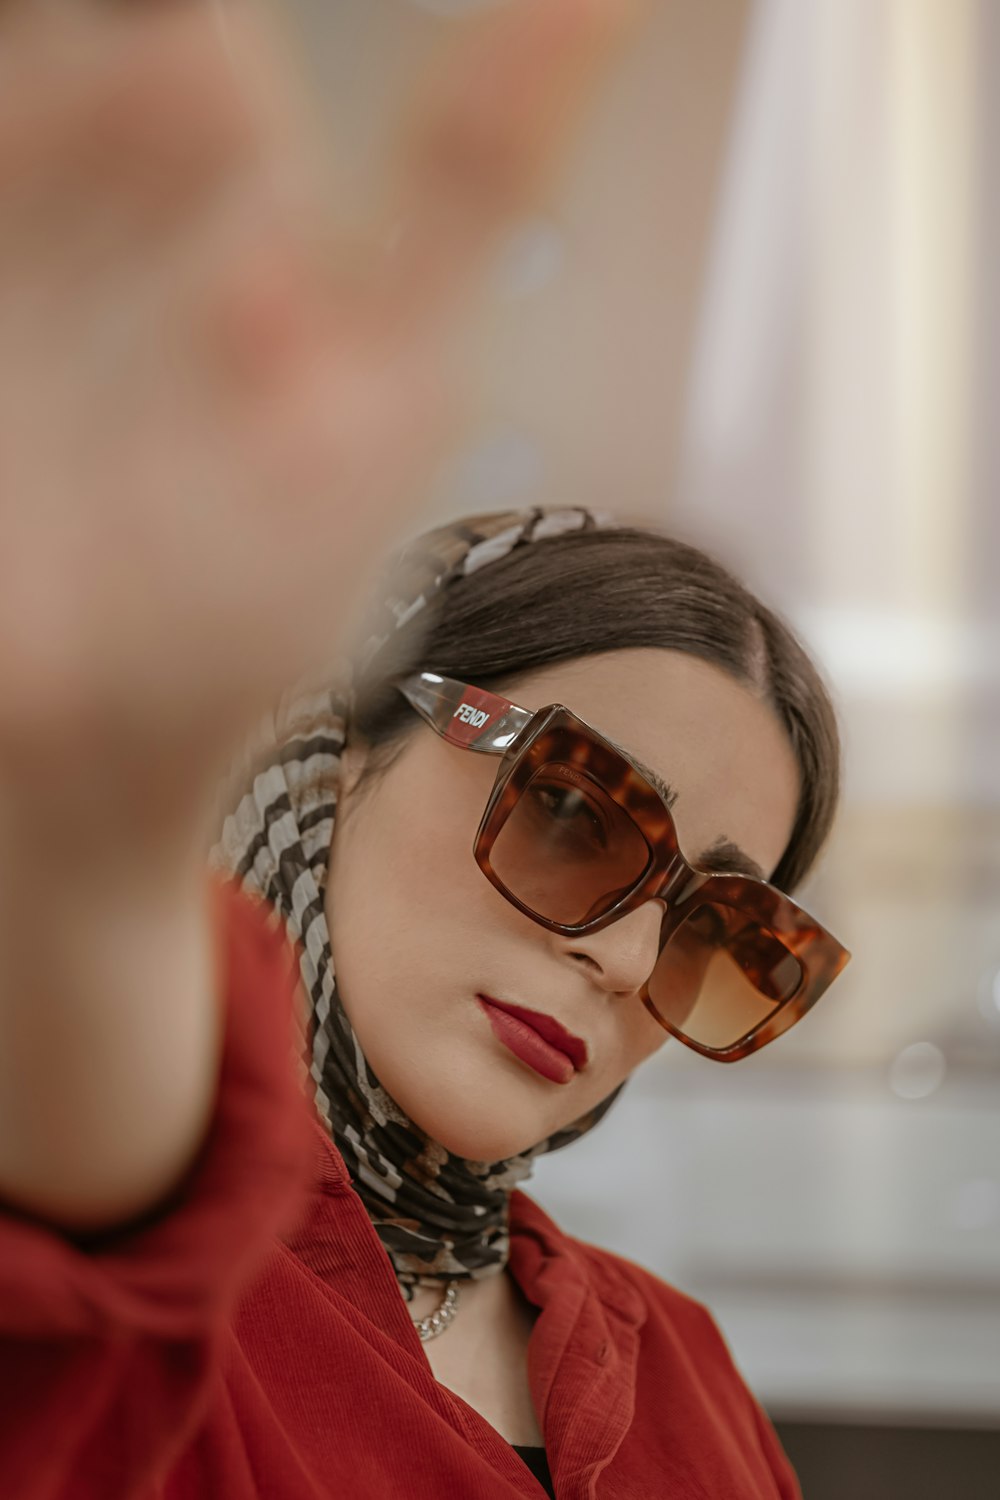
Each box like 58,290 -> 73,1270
412,1279 -> 460,1342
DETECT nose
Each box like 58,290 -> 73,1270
554,899 -> 665,995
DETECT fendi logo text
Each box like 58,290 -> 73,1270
454,704 -> 489,729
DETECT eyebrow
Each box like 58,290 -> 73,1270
628,755 -> 679,811
694,836 -> 767,883
600,731 -> 767,882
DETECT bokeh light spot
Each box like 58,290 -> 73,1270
975,966 -> 1000,1029
887,1041 -> 946,1100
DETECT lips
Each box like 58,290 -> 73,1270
477,995 -> 588,1085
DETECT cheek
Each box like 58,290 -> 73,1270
327,758 -> 497,1009
586,997 -> 669,1108
622,1002 -> 670,1073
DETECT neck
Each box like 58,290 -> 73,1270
403,1267 -> 544,1447
403,1267 -> 521,1335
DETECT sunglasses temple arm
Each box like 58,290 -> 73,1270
397,672 -> 534,753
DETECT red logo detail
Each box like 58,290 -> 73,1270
446,688 -> 498,746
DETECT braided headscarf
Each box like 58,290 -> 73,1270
212,507 -> 623,1292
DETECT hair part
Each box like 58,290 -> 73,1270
352,527 -> 841,893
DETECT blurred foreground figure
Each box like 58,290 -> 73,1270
0,3 -> 839,1497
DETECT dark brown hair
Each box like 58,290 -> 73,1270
353,527 -> 841,893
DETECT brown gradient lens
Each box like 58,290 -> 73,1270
648,903 -> 804,1051
488,762 -> 650,925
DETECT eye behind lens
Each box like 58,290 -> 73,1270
486,761 -> 650,927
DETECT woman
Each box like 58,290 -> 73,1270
0,5 -> 849,1498
201,504 -> 847,1500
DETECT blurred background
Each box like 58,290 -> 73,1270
256,1 -> 999,1493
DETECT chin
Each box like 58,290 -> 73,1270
401,1098 -> 552,1164
362,1038 -> 554,1162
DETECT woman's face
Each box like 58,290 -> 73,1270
327,648 -> 800,1160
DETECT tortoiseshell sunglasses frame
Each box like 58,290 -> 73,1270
397,671 -> 851,1062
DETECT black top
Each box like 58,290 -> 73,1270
512,1444 -> 555,1497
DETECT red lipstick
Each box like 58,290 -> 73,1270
476,996 -> 588,1085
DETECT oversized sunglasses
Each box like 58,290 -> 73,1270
397,672 -> 851,1062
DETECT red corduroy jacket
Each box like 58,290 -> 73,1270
0,887 -> 801,1499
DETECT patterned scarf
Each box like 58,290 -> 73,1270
212,507 -> 623,1292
